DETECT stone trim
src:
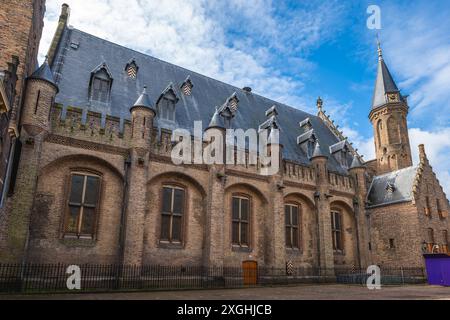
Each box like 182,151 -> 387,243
45,134 -> 129,156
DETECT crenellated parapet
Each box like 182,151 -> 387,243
49,104 -> 132,149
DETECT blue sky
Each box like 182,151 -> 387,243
38,0 -> 450,194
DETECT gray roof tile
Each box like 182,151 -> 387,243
51,27 -> 354,173
367,166 -> 418,207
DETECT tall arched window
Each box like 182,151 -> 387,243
160,185 -> 185,243
232,195 -> 250,247
331,210 -> 343,251
387,116 -> 400,144
285,203 -> 300,249
376,120 -> 382,148
64,172 -> 101,239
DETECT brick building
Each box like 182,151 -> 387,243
0,3 -> 448,270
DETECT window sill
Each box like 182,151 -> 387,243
60,237 -> 96,247
286,248 -> 302,254
231,245 -> 252,253
158,241 -> 184,250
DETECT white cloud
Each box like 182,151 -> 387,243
39,0 -> 347,112
379,2 -> 450,127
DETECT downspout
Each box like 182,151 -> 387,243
118,155 -> 131,266
353,198 -> 362,269
314,191 -> 321,272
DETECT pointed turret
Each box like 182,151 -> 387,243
350,154 -> 365,169
207,107 -> 225,129
29,57 -> 58,91
131,86 -> 155,113
372,41 -> 400,109
310,141 -> 327,160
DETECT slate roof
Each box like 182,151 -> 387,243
30,58 -> 58,90
131,86 -> 155,112
367,166 -> 418,207
371,52 -> 400,109
50,26 -> 354,174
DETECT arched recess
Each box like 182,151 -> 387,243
40,154 -> 124,182
27,153 -> 125,264
223,183 -> 268,266
143,171 -> 207,265
329,199 -> 358,266
387,116 -> 400,144
225,183 -> 268,205
284,192 -> 317,264
376,119 -> 383,148
147,171 -> 206,197
284,192 -> 315,209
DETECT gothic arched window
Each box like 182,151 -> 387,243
157,84 -> 179,122
159,97 -> 176,121
387,116 -> 400,144
89,64 -> 112,104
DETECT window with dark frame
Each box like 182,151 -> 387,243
160,186 -> 185,244
285,203 -> 300,249
64,173 -> 101,239
232,196 -> 250,247
331,211 -> 343,251
159,98 -> 175,121
91,77 -> 110,103
389,238 -> 395,249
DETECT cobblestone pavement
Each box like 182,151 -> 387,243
1,284 -> 449,300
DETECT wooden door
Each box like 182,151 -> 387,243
242,260 -> 258,285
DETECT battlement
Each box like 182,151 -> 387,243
49,104 -> 132,149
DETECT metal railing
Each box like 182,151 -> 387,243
0,264 -> 426,293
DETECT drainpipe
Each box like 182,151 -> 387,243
314,191 -> 321,272
353,198 -> 362,269
118,155 -> 131,266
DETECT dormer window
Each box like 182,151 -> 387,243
329,140 -> 351,169
181,75 -> 193,96
297,129 -> 316,158
89,63 -> 112,104
159,97 -> 176,121
157,82 -> 179,122
125,59 -> 138,79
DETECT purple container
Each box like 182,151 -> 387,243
423,254 -> 450,286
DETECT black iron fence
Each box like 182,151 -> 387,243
0,264 -> 426,293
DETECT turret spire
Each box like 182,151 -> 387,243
371,40 -> 400,109
377,35 -> 383,61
